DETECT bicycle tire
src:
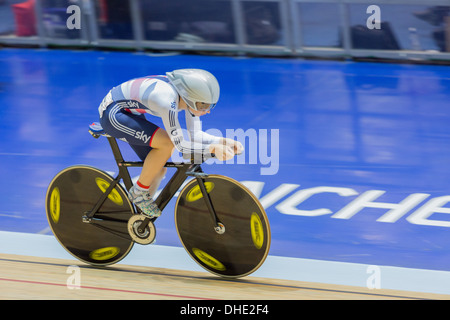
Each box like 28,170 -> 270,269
175,175 -> 271,278
46,165 -> 135,266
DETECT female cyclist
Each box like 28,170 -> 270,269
98,69 -> 243,217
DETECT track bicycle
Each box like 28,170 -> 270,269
45,122 -> 271,278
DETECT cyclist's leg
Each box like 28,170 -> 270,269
129,130 -> 173,216
138,128 -> 173,189
100,103 -> 173,215
107,114 -> 173,193
128,144 -> 167,198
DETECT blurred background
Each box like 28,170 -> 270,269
1,0 -> 450,291
0,0 -> 449,59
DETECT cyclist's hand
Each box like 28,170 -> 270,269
221,138 -> 244,155
209,143 -> 235,161
233,141 -> 244,155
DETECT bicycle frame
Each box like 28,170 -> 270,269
83,136 -> 222,233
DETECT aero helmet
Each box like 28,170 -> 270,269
166,69 -> 220,111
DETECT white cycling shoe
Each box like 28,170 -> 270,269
128,185 -> 162,218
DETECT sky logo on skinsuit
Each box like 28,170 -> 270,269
135,130 -> 152,144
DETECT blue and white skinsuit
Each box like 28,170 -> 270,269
98,75 -> 221,160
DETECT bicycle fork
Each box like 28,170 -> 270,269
191,173 -> 225,235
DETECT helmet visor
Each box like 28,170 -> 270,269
195,101 -> 216,111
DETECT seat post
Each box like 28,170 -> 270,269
107,136 -> 134,190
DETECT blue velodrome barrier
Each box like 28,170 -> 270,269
0,48 -> 449,274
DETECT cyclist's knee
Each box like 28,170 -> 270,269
152,129 -> 174,152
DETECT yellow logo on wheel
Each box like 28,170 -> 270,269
250,212 -> 264,249
95,178 -> 123,206
192,248 -> 226,271
49,187 -> 60,223
89,247 -> 120,261
186,182 -> 214,202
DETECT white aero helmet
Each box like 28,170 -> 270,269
166,68 -> 220,111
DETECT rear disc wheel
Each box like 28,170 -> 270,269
45,165 -> 135,266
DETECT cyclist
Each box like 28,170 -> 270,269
98,69 -> 243,218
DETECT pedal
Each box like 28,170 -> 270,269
127,215 -> 156,245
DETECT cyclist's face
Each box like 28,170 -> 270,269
195,102 -> 215,112
189,107 -> 210,117
191,102 -> 215,116
178,97 -> 212,116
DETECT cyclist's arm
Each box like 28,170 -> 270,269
185,110 -> 244,156
160,106 -> 213,156
184,110 -> 221,145
140,79 -> 236,159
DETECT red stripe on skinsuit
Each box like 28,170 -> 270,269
149,127 -> 160,147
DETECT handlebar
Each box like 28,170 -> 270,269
182,152 -> 216,163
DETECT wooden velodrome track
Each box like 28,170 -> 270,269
1,253 -> 448,300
